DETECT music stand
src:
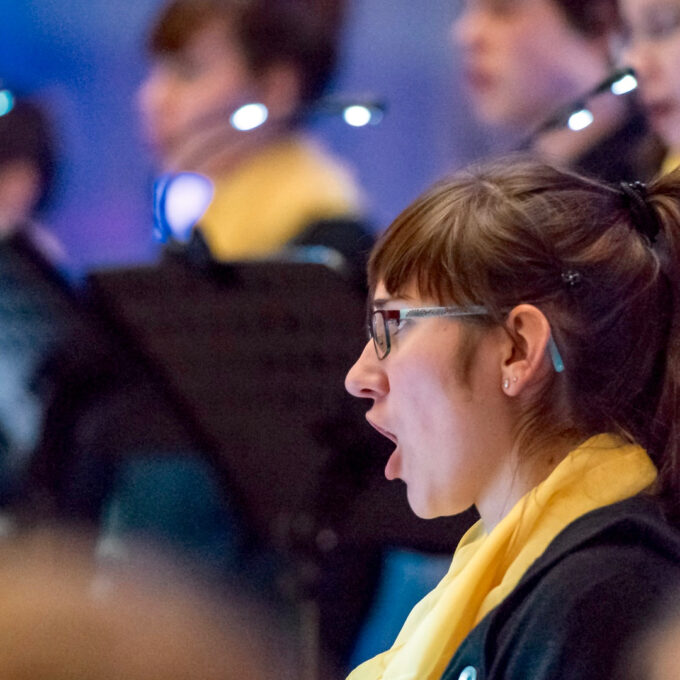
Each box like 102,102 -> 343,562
85,255 -> 475,677
86,255 -> 473,554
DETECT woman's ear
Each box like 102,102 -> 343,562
500,304 -> 553,397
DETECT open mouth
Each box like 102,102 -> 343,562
462,63 -> 493,93
367,417 -> 398,445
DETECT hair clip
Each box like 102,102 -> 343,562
561,270 -> 582,288
619,181 -> 660,245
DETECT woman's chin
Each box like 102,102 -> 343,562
406,492 -> 439,520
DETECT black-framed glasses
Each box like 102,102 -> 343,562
368,305 -> 488,360
367,304 -> 566,372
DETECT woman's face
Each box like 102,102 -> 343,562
621,0 -> 680,150
344,282 -> 513,520
137,19 -> 254,170
452,0 -> 609,131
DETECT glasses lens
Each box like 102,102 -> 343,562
371,311 -> 388,358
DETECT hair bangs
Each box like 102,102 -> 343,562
149,0 -> 230,55
368,178 -> 482,306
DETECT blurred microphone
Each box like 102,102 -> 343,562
524,67 -> 638,145
312,94 -> 387,127
229,94 -> 387,132
229,102 -> 269,131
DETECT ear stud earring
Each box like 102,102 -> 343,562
503,378 -> 510,390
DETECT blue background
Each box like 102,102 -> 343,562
0,0 -> 495,272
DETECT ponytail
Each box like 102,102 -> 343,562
640,168 -> 680,522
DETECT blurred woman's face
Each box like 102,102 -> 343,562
0,159 -> 42,233
137,19 -> 254,171
650,620 -> 680,680
621,0 -> 680,150
452,0 -> 610,132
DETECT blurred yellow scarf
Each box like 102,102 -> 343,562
347,434 -> 657,680
198,135 -> 361,260
662,152 -> 680,176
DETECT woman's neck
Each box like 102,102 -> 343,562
476,435 -> 580,532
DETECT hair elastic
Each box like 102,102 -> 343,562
619,181 -> 660,245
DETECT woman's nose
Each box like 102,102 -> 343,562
452,3 -> 484,52
345,341 -> 389,400
620,39 -> 655,87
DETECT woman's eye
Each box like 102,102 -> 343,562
167,56 -> 204,81
644,5 -> 680,40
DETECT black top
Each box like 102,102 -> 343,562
441,495 -> 680,680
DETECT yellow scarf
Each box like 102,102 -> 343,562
347,434 -> 657,680
662,151 -> 680,176
198,135 -> 361,260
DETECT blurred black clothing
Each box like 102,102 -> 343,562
571,107 -> 664,184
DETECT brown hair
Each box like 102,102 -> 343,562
551,0 -> 621,38
147,0 -> 345,107
369,157 -> 680,520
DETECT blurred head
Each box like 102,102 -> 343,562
0,97 -> 56,230
137,0 -> 344,169
452,0 -> 620,131
620,0 -> 680,151
622,587 -> 680,680
346,157 -> 680,519
0,530 -> 293,680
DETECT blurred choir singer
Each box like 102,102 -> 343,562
453,0 -> 662,181
620,0 -> 680,174
137,0 -> 373,278
0,95 -> 64,264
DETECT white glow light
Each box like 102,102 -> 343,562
230,103 -> 269,131
343,105 -> 373,127
568,108 -> 594,132
164,173 -> 215,242
0,89 -> 15,117
610,74 -> 638,96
